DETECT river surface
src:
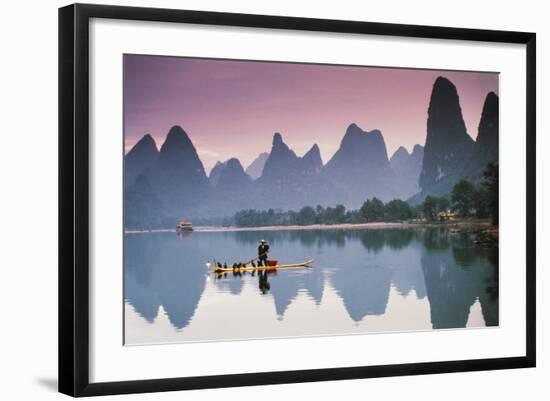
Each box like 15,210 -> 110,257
124,227 -> 498,345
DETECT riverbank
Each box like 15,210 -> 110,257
125,219 -> 494,235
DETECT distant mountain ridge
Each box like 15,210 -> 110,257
125,125 -> 211,227
215,158 -> 251,191
125,124 -> 420,228
322,123 -> 401,208
254,133 -> 325,210
245,152 -> 269,180
465,91 -> 499,178
124,76 -> 498,229
390,144 -> 424,199
260,132 -> 302,182
124,134 -> 159,188
302,144 -> 323,176
410,78 -> 498,204
209,161 -> 226,187
419,77 -> 475,193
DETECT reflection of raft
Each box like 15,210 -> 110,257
210,260 -> 313,273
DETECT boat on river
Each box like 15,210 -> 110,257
176,220 -> 193,232
210,259 -> 313,273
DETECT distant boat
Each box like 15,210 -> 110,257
176,220 -> 193,232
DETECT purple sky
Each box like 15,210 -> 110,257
124,55 -> 498,173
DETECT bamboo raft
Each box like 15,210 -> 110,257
210,259 -> 313,273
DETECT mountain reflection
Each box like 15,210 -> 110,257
213,271 -> 245,295
420,230 -> 497,329
124,233 -> 207,329
124,227 -> 498,336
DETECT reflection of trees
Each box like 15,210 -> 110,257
479,247 -> 499,326
233,229 -> 347,249
232,228 -> 417,253
288,230 -> 321,248
357,228 -> 416,252
422,228 -> 451,253
451,233 -> 480,269
385,229 -> 415,250
312,230 -> 346,248
420,230 -> 499,329
232,230 -> 276,246
451,247 -> 478,268
358,230 -> 385,253
485,248 -> 499,302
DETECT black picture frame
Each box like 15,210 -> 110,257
59,3 -> 536,397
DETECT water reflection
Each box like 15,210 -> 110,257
124,233 -> 207,329
124,227 -> 498,342
258,270 -> 271,294
214,271 -> 244,295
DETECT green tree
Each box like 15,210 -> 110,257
345,210 -> 363,223
483,162 -> 499,225
321,205 -> 347,224
384,199 -> 413,221
421,196 -> 449,221
315,205 -> 325,224
297,206 -> 316,225
437,197 -> 450,212
334,204 -> 346,223
451,179 -> 476,217
411,204 -> 423,220
360,197 -> 385,222
422,196 -> 438,220
322,206 -> 334,224
474,186 -> 489,218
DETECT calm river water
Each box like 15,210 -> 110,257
124,227 -> 498,345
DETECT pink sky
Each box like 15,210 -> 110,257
124,55 -> 498,173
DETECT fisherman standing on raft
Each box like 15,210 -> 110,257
257,240 -> 270,267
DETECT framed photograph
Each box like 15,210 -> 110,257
59,3 -> 536,397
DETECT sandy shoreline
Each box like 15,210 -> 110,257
124,220 -> 492,235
